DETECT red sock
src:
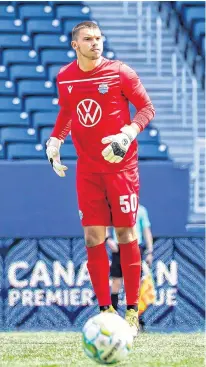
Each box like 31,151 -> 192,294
119,240 -> 141,306
86,242 -> 111,307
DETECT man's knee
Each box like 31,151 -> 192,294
84,226 -> 106,247
115,226 -> 137,244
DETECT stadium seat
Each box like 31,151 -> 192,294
10,65 -> 46,81
61,144 -> 77,159
40,127 -> 52,145
64,18 -> 93,35
138,143 -> 169,160
7,143 -> 45,159
18,80 -> 55,97
0,127 -> 37,144
40,127 -> 73,145
48,64 -> 63,81
0,34 -> 31,48
0,66 -> 8,79
56,5 -> 90,20
0,4 -> 16,18
27,19 -> 61,36
183,7 -> 205,28
0,80 -> 15,95
0,111 -> 29,127
18,4 -> 54,19
137,128 -> 160,143
34,34 -> 70,51
41,49 -> 75,66
0,144 -> 5,159
3,49 -> 38,65
0,97 -> 21,111
193,21 -> 205,47
0,19 -> 24,33
33,112 -> 57,128
25,97 -> 58,112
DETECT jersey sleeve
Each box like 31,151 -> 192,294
120,63 -> 155,131
50,74 -> 72,141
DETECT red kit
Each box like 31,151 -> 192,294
51,57 -> 155,226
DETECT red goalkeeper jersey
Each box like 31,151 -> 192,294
51,57 -> 155,173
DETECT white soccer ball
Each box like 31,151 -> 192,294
82,312 -> 133,364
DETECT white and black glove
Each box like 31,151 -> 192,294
101,125 -> 137,163
46,137 -> 68,177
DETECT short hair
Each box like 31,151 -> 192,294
72,21 -> 100,41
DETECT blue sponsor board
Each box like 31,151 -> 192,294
0,237 -> 204,332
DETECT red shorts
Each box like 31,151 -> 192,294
76,167 -> 139,227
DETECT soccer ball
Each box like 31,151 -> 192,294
82,312 -> 133,364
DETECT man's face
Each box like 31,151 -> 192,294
72,27 -> 103,60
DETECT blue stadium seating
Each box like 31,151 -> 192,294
0,80 -> 15,95
0,19 -> 24,33
56,5 -> 90,20
0,144 -> 4,159
0,97 -> 21,111
40,127 -> 52,145
193,21 -> 205,47
0,66 -> 8,79
0,111 -> 29,127
18,4 -> 54,19
34,34 -> 71,51
33,112 -> 57,128
18,80 -> 55,97
64,19 -> 86,35
48,65 -> 63,81
138,143 -> 169,160
0,34 -> 31,48
0,1 -> 169,160
61,143 -> 77,159
0,127 -> 37,144
3,49 -> 38,65
27,19 -> 61,36
0,4 -> 15,18
25,97 -> 58,112
181,5 -> 205,28
137,128 -> 159,143
10,65 -> 46,81
40,127 -> 73,145
41,49 -> 75,66
7,143 -> 45,159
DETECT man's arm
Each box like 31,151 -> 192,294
46,74 -> 72,177
120,63 -> 155,134
51,75 -> 72,141
143,227 -> 153,267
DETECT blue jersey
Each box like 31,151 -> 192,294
112,204 -> 151,246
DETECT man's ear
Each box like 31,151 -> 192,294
71,41 -> 77,50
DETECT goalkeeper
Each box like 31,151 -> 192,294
46,21 -> 155,337
106,204 -> 154,330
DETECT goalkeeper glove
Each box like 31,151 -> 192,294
46,137 -> 68,177
101,125 -> 137,163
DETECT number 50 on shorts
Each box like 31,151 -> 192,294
119,194 -> 138,213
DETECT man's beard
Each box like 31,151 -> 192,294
78,46 -> 101,60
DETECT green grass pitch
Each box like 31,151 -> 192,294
0,332 -> 204,367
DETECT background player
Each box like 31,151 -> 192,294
46,21 -> 155,336
106,204 -> 154,330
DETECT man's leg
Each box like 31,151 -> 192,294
110,251 -> 123,311
104,167 -> 141,334
115,226 -> 141,312
76,170 -> 115,312
84,226 -> 112,310
111,278 -> 122,310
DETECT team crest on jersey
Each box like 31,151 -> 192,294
98,83 -> 109,94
